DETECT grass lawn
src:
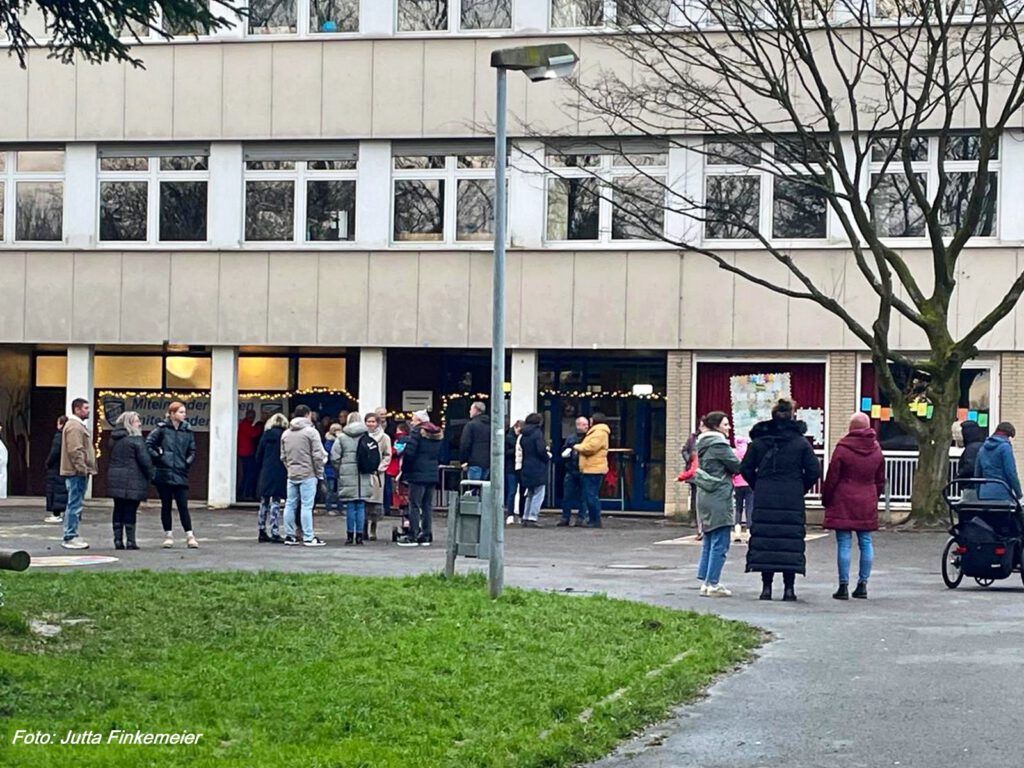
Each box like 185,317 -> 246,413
0,571 -> 761,768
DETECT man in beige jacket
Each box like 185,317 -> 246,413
60,397 -> 98,549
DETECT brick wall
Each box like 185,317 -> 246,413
664,350 -> 693,519
827,351 -> 858,453
999,353 -> 1024,468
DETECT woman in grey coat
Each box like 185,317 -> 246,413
331,412 -> 375,546
694,411 -> 742,597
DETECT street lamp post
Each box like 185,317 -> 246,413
487,44 -> 579,599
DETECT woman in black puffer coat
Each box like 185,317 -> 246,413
44,416 -> 68,523
741,399 -> 821,602
146,401 -> 198,549
254,412 -> 289,543
519,413 -> 550,528
107,411 -> 154,550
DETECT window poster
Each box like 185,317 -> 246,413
729,372 -> 792,440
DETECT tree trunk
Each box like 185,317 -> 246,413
907,380 -> 960,528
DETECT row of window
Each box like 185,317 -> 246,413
0,136 -> 1003,246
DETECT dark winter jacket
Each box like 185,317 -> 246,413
519,423 -> 550,490
401,422 -> 445,485
741,418 -> 821,575
504,430 -> 519,475
255,426 -> 287,500
695,431 -> 742,532
45,430 -> 68,513
976,434 -> 1022,501
459,413 -> 491,470
821,428 -> 885,532
107,427 -> 155,501
561,432 -> 585,476
146,420 -> 197,487
957,420 -> 987,480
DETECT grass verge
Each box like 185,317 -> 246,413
0,571 -> 761,767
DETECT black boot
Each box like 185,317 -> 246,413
258,529 -> 271,543
852,581 -> 868,599
833,583 -> 849,600
355,533 -> 365,546
759,573 -> 773,601
113,523 -> 125,550
369,521 -> 378,541
782,574 -> 797,602
125,524 -> 139,550
345,531 -> 354,546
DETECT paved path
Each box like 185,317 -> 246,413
2,506 -> 1023,768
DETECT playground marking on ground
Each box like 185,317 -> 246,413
655,533 -> 828,546
29,555 -> 119,568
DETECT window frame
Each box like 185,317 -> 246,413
96,150 -> 211,246
394,0 -> 514,35
245,0 -> 362,38
549,0 -> 675,31
0,148 -> 66,245
864,133 -> 1001,242
242,155 -> 358,245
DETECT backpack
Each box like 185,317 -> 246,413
356,433 -> 381,474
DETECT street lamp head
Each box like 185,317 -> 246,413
490,43 -> 579,82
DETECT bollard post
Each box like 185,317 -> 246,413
0,550 -> 30,572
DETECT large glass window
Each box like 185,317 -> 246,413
551,0 -> 670,28
243,152 -> 357,243
239,357 -> 291,391
0,149 -> 65,242
398,0 -> 511,31
546,149 -> 666,243
309,0 -> 359,32
97,151 -> 209,243
248,0 -> 299,34
392,151 -> 497,243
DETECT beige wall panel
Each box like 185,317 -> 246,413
317,252 -> 369,345
124,46 -> 174,139
321,41 -> 374,137
467,251 -> 496,347
24,252 -> 73,341
524,71 -> 578,136
120,252 -> 170,343
625,251 -> 681,349
0,62 -> 28,140
731,252 -> 791,349
271,42 -> 323,138
680,252 -> 733,348
27,52 -> 76,139
893,250 -> 933,350
0,252 -> 26,340
519,251 -> 572,348
218,252 -> 269,344
474,42 -> 527,135
371,41 -> 424,137
75,61 -> 125,139
168,252 -> 220,343
956,249 -> 1017,351
71,252 -> 122,342
267,252 -> 319,345
571,251 -> 626,348
173,45 -> 224,139
840,253 -> 877,349
222,44 -> 273,138
367,251 -> 418,343
787,251 -> 846,350
416,251 -> 471,346
422,41 -> 477,136
790,33 -> 855,129
577,37 -> 634,135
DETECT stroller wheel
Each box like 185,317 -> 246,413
975,577 -> 995,588
942,537 -> 964,589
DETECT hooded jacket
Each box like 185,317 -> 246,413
740,417 -> 821,575
573,423 -> 611,475
459,413 -> 491,470
401,421 -> 445,485
107,426 -> 155,501
255,426 -> 288,500
976,434 -> 1022,501
60,416 -> 98,477
45,430 -> 68,513
145,419 -> 196,487
956,420 -> 987,480
695,431 -> 742,532
279,417 -> 327,482
821,427 -> 885,532
331,421 -> 375,502
519,422 -> 550,490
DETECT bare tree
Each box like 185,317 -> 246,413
563,0 -> 1024,523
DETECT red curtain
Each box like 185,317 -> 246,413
695,362 -> 827,432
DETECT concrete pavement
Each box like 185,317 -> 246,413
2,505 -> 1023,768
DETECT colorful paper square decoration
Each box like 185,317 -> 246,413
926,405 -> 934,419
968,410 -> 979,422
861,397 -> 873,412
880,407 -> 892,422
979,413 -> 989,428
871,404 -> 882,419
958,408 -> 969,422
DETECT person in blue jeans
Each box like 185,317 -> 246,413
59,398 -> 98,550
279,405 -> 327,547
331,413 -> 376,546
692,412 -> 742,597
460,401 -> 491,482
558,416 -> 590,526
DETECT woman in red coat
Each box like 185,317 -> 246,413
822,413 -> 885,600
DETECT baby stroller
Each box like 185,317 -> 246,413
941,478 -> 1024,589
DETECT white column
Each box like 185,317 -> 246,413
361,0 -> 395,35
208,346 -> 239,508
999,130 -> 1024,242
357,141 -> 392,247
514,0 -> 549,32
208,142 -> 244,248
510,350 -> 538,423
509,140 -> 546,248
210,1 -> 246,38
64,143 -> 98,248
357,348 -> 388,411
66,345 -> 95,499
665,140 -> 702,245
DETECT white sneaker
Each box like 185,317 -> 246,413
733,524 -> 743,542
61,538 -> 89,550
303,537 -> 327,547
699,582 -> 708,596
705,584 -> 733,598
186,535 -> 199,549
43,515 -> 63,524
162,536 -> 174,549
505,515 -> 515,526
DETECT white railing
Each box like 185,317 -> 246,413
882,450 -> 961,506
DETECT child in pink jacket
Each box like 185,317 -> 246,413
733,437 -> 753,540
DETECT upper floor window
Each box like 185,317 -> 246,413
703,140 -> 829,241
0,149 -> 64,243
392,148 -> 497,243
551,0 -> 670,28
397,0 -> 512,32
248,0 -> 359,35
98,149 -> 209,243
545,149 -> 667,242
867,133 -> 998,238
244,147 -> 358,243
